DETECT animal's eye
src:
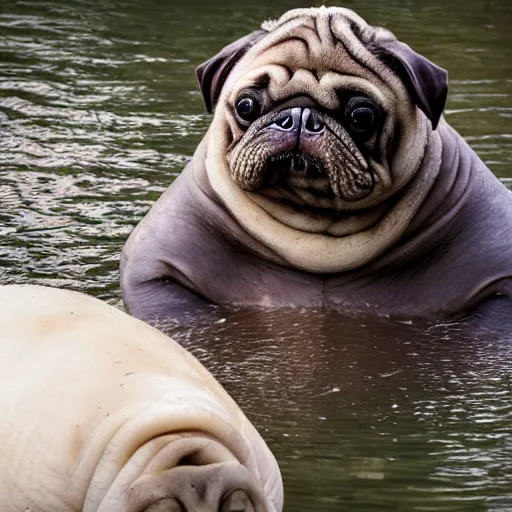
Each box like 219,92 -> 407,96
235,91 -> 262,124
344,97 -> 380,138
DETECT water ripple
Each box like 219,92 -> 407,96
1,1 -> 511,510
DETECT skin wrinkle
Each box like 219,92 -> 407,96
238,121 -> 373,203
235,99 -> 389,204
229,79 -> 388,206
321,121 -> 373,200
324,122 -> 364,170
406,125 -> 465,234
80,383 -> 262,510
335,128 -> 452,276
126,463 -> 266,512
100,435 -> 244,511
226,19 -> 418,182
201,8 -> 436,272
332,22 -> 385,85
0,286 -> 283,512
191,144 -> 295,268
117,6 -> 512,324
332,16 -> 394,90
232,104 -> 376,203
206,125 -> 436,272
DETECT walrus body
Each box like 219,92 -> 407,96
0,285 -> 283,512
120,7 -> 512,325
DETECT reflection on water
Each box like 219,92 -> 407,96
1,0 -> 511,510
162,309 -> 512,511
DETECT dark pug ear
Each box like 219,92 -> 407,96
378,40 -> 448,130
196,30 -> 267,114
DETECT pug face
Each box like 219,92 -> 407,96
229,89 -> 377,205
196,7 -> 448,271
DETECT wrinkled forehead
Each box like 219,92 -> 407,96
260,6 -> 370,36
224,7 -> 397,110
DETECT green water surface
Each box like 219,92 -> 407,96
1,0 -> 511,510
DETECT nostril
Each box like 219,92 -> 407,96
303,108 -> 325,133
277,115 -> 293,130
269,107 -> 301,132
306,117 -> 324,132
220,490 -> 255,512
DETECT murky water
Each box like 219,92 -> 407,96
1,0 -> 511,510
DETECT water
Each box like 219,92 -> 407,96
1,0 -> 511,510
166,310 -> 512,511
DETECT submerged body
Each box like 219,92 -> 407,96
120,7 -> 512,328
0,285 -> 283,512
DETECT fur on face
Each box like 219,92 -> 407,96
195,7 -> 448,272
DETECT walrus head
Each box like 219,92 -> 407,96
98,433 -> 272,512
196,7 -> 448,272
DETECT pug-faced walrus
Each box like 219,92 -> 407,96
0,285 -> 283,512
120,7 -> 512,326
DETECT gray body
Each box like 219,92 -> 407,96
120,7 -> 512,331
121,124 -> 512,327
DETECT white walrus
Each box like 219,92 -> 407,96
0,285 -> 283,512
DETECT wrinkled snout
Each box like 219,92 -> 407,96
263,107 -> 327,181
122,461 -> 269,512
229,102 -> 373,203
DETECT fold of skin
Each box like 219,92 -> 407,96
120,6 -> 512,327
121,122 -> 512,325
0,285 -> 283,512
